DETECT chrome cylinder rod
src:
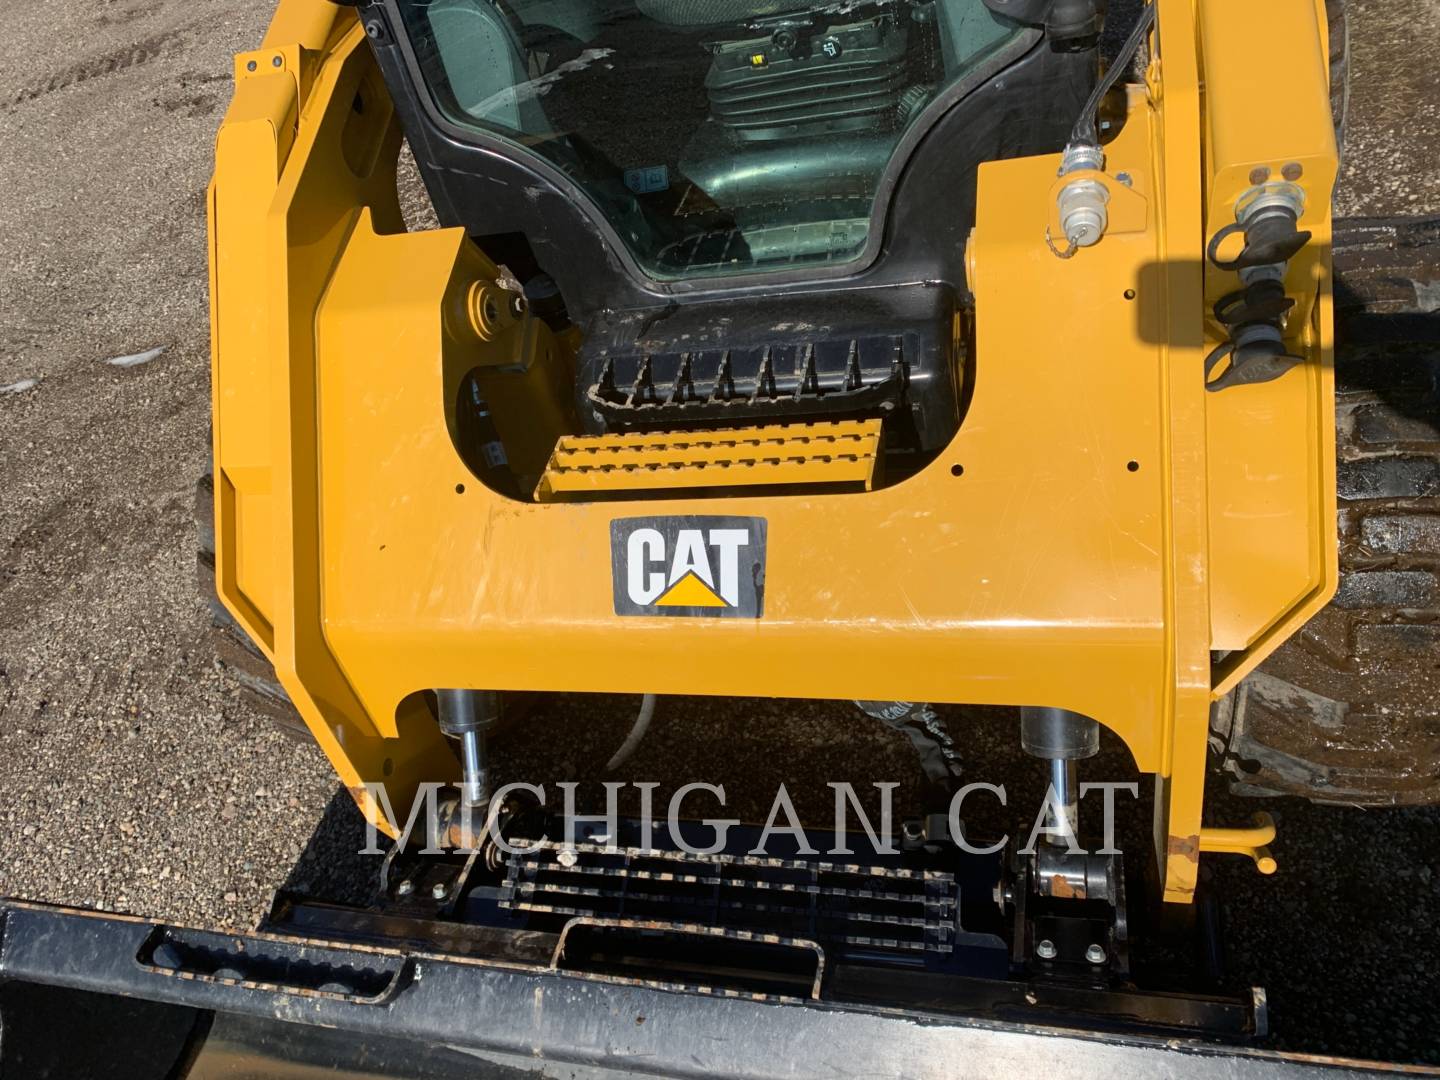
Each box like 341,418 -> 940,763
1049,757 -> 1079,846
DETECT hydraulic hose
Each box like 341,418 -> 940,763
606,694 -> 657,771
1070,3 -> 1157,147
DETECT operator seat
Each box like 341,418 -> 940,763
639,0 -> 924,262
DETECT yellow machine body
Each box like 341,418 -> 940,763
209,0 -> 1338,901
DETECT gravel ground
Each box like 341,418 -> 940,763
1,0 -> 1438,1067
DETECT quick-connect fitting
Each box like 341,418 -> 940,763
1052,142 -> 1110,254
1207,181 -> 1310,272
1234,180 -> 1306,232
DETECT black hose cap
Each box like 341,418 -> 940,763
1207,210 -> 1312,272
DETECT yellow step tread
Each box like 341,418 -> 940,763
535,420 -> 883,501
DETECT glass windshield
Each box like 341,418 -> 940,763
395,0 -> 1020,279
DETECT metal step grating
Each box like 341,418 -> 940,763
498,840 -> 959,956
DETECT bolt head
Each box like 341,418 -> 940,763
272,55 -> 283,68
1086,943 -> 1107,965
1035,939 -> 1058,960
245,60 -> 257,72
1249,165 -> 1272,185
431,882 -> 448,901
1281,161 -> 1303,181
395,879 -> 414,897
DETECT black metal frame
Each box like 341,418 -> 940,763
0,899 -> 1423,1079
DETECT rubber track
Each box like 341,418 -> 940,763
1217,217 -> 1440,805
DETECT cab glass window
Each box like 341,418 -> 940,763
394,0 -> 1020,278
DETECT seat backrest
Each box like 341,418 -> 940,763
635,0 -> 800,26
510,0 -> 602,41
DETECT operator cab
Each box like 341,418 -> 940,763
360,0 -> 1099,490
390,0 -> 1023,278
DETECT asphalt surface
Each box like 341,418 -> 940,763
1,0 -> 1438,1067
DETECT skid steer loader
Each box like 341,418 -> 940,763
198,0 -> 1348,902
4,0 -> 1439,1075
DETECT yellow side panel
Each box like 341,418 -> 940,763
211,11 -> 458,827
1199,0 -> 1339,665
209,64 -> 298,652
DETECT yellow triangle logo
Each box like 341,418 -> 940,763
655,570 -> 728,608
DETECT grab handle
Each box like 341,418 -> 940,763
136,925 -> 411,1006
